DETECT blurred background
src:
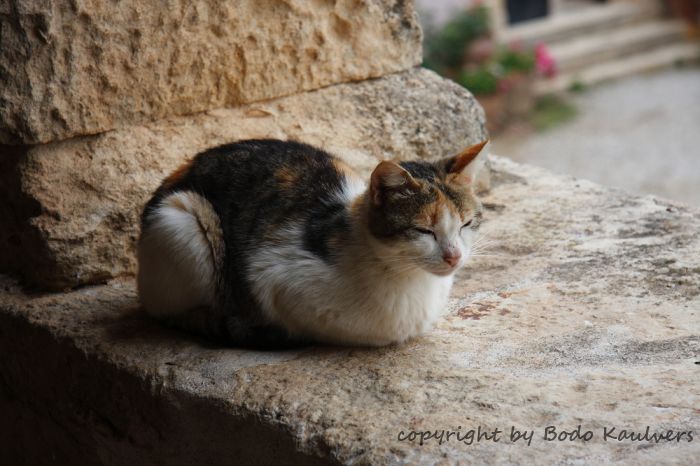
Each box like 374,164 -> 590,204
416,0 -> 700,206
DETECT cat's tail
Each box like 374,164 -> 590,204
137,191 -> 224,318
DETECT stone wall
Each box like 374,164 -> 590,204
1,0 -> 421,144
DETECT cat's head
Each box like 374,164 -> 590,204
366,140 -> 488,276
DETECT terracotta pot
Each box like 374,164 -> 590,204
475,72 -> 534,133
476,93 -> 507,134
505,72 -> 535,119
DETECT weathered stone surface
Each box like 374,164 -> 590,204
1,156 -> 698,465
0,68 -> 488,290
0,0 -> 422,144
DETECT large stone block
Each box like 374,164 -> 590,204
0,68 -> 488,289
0,0 -> 422,144
1,156 -> 698,464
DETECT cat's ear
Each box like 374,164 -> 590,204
442,140 -> 489,184
370,161 -> 421,205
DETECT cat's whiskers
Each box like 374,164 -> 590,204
471,241 -> 497,251
470,231 -> 500,254
470,247 -> 504,256
472,236 -> 497,246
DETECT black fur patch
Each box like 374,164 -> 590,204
303,201 -> 350,261
399,160 -> 443,181
141,139 -> 355,348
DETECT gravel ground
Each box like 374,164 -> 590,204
492,67 -> 700,206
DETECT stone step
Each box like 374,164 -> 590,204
0,68 -> 487,290
550,20 -> 686,74
2,156 -> 699,465
501,0 -> 661,46
535,41 -> 700,94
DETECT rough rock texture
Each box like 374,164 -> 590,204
0,68 -> 488,290
1,156 -> 698,465
0,0 -> 422,144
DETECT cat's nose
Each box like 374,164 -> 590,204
443,252 -> 461,267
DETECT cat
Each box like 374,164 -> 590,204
137,139 -> 488,349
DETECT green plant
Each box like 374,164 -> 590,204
497,48 -> 535,74
532,95 -> 577,131
454,45 -> 536,96
568,80 -> 586,93
457,67 -> 499,95
423,6 -> 490,73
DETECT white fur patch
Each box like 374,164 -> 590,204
248,224 -> 454,347
137,191 -> 221,317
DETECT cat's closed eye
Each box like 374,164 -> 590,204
414,227 -> 436,239
462,219 -> 473,229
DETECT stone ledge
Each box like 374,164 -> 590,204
0,0 -> 421,144
1,156 -> 699,465
0,67 -> 487,290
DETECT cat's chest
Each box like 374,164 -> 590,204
384,273 -> 452,317
345,272 -> 453,344
248,238 -> 455,345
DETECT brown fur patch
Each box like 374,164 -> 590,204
349,192 -> 370,224
162,159 -> 194,189
275,166 -> 298,188
370,161 -> 421,205
332,158 -> 355,177
446,172 -> 466,185
163,192 -> 225,271
450,140 -> 488,174
325,230 -> 345,254
439,190 -> 460,218
417,190 -> 460,227
190,193 -> 224,271
442,178 -> 472,217
168,194 -> 187,211
414,206 -> 432,227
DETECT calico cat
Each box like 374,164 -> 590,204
137,139 -> 488,348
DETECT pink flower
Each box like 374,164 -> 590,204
535,43 -> 557,78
